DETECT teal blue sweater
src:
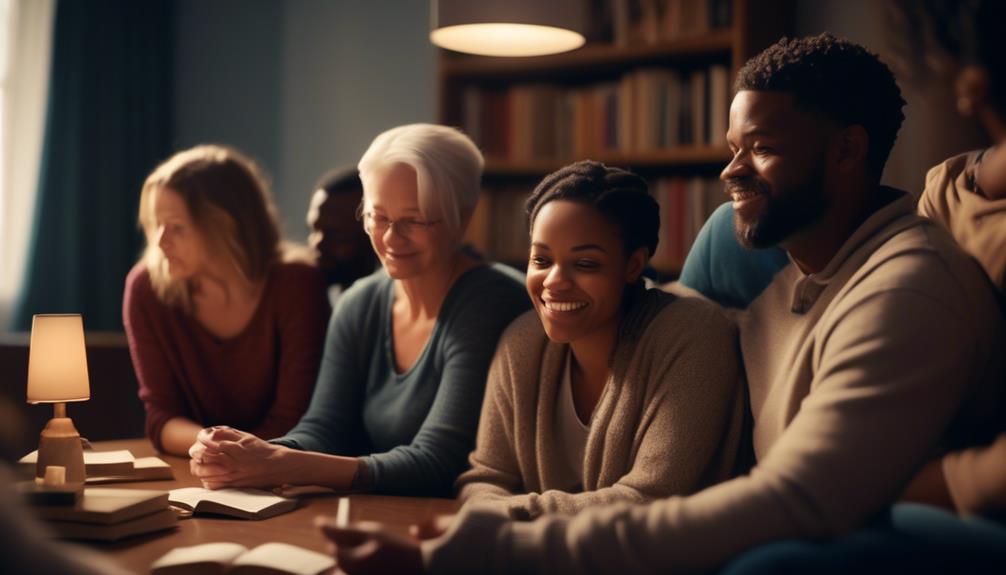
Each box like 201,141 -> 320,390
272,264 -> 530,495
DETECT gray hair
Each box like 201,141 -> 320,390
357,123 -> 484,235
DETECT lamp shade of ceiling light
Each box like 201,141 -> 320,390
26,314 -> 90,403
430,0 -> 587,57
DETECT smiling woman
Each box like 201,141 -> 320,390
187,124 -> 531,496
454,160 -> 748,520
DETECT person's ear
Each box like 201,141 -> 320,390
956,65 -> 989,117
832,124 -> 869,175
624,246 -> 647,283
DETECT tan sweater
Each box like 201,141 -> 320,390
424,190 -> 1006,574
920,150 -> 1006,516
456,289 -> 747,520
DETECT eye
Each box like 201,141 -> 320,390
753,145 -> 774,155
575,259 -> 600,270
530,255 -> 551,268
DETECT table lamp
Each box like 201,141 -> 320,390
26,314 -> 90,484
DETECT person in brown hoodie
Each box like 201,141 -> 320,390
316,33 -> 1006,575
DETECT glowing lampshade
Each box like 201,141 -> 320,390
431,0 -> 586,57
27,314 -> 91,403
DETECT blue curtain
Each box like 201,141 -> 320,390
12,0 -> 174,330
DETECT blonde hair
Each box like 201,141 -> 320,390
357,124 -> 483,235
138,144 -> 281,311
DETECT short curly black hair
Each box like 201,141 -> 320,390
525,160 -> 659,257
735,33 -> 906,180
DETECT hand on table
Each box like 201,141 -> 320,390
316,517 -> 425,575
409,514 -> 455,540
188,426 -> 287,489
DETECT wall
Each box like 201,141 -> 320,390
173,0 -> 436,241
172,0 -> 987,236
794,0 -> 988,195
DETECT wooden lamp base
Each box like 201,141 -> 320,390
35,403 -> 85,484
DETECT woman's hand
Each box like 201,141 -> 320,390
316,518 -> 425,575
187,426 -> 289,489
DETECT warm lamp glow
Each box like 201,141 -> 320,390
27,314 -> 89,483
430,0 -> 586,57
431,23 -> 585,57
27,314 -> 90,403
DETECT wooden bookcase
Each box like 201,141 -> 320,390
438,0 -> 792,275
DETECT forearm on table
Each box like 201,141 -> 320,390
159,417 -> 204,456
279,448 -> 360,489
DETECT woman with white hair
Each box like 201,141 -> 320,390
188,124 -> 531,495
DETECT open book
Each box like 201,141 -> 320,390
169,487 -> 297,520
151,542 -> 334,575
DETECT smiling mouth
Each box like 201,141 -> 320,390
729,188 -> 767,202
543,300 -> 588,312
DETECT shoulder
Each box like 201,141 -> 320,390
499,309 -> 545,344
123,262 -> 159,307
270,260 -> 325,289
924,150 -> 978,191
921,149 -> 982,218
837,212 -> 998,332
648,292 -> 735,344
329,268 -> 391,321
446,263 -> 531,316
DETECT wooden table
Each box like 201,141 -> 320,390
80,439 -> 458,574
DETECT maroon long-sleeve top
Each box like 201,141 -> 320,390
122,261 -> 331,452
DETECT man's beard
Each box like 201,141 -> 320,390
727,165 -> 829,250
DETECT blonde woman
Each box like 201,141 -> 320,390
188,124 -> 531,495
123,145 -> 330,456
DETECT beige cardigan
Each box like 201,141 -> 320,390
424,191 -> 1006,574
456,289 -> 747,520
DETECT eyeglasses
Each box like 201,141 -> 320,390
359,211 -> 441,237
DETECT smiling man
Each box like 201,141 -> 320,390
316,34 -> 1006,575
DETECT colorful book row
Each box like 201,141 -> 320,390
461,64 -> 730,162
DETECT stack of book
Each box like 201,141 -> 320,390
31,487 -> 177,542
19,449 -> 174,483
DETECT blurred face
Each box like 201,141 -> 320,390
152,187 -> 209,279
527,200 -> 645,345
362,164 -> 451,279
307,188 -> 372,286
721,90 -> 832,249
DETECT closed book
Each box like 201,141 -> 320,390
169,487 -> 298,520
45,507 -> 178,542
151,542 -> 334,575
87,456 -> 174,484
20,449 -> 135,478
33,487 -> 169,525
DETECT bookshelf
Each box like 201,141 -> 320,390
439,0 -> 792,275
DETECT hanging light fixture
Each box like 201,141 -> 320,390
430,0 -> 587,57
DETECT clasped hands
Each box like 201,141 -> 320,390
188,426 -> 287,489
188,426 -> 451,574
